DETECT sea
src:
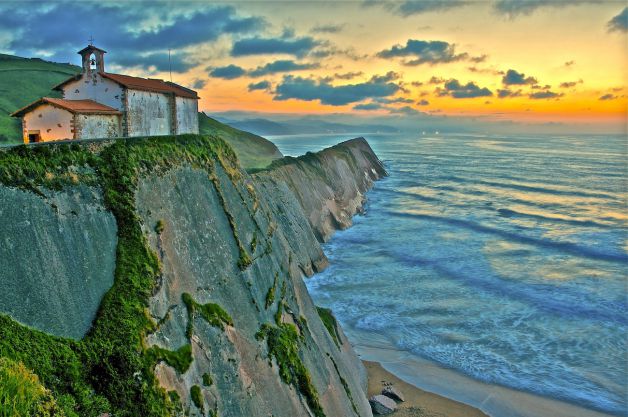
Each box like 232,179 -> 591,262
268,132 -> 627,417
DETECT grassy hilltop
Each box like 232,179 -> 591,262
0,54 -> 282,170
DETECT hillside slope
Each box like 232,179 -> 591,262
0,54 -> 80,141
198,112 -> 282,170
0,134 -> 385,417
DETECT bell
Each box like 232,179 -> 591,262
90,58 -> 96,66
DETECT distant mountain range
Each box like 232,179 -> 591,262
215,116 -> 400,136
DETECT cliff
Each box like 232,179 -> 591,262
0,133 -> 385,417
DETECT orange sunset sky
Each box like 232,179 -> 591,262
1,1 -> 627,132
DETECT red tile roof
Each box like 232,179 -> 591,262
53,72 -> 199,99
99,73 -> 199,99
10,98 -> 121,117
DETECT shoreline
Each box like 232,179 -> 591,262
354,333 -> 615,417
364,360 -> 489,417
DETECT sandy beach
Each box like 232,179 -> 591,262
365,360 -> 489,417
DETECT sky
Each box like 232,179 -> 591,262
0,0 -> 626,133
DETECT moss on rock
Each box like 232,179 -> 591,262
316,307 -> 342,349
0,134 -> 241,416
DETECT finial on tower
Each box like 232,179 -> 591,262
88,35 -> 95,46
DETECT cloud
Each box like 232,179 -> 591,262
249,60 -> 319,77
377,39 -> 469,65
497,88 -> 522,98
599,93 -> 618,100
529,91 -> 563,99
274,74 -> 401,105
439,79 -> 493,98
113,51 -> 197,73
364,0 -> 468,17
389,105 -> 424,115
353,103 -> 383,111
232,35 -> 319,57
376,97 -> 415,104
559,80 -> 582,88
564,60 -> 575,67
334,71 -> 364,80
429,76 -> 445,84
417,99 -> 430,105
370,71 -> 402,83
311,24 -> 345,33
493,0 -> 598,18
191,79 -> 207,89
248,80 -> 272,91
0,3 -> 263,72
411,81 -> 424,86
208,64 -> 246,79
2,4 -> 262,56
502,69 -> 538,85
469,54 -> 488,63
607,7 -> 628,32
468,66 -> 504,75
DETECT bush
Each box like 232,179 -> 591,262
190,385 -> 203,413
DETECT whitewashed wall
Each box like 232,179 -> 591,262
76,114 -> 121,139
126,89 -> 172,137
62,74 -> 124,111
23,105 -> 73,142
175,96 -> 199,134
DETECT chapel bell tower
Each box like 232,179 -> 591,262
78,44 -> 106,74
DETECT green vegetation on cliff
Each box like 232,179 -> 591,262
0,134 -> 243,416
0,357 -> 65,417
256,323 -> 325,417
182,293 -> 233,334
316,307 -> 342,349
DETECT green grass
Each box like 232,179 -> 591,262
316,307 -> 342,349
0,357 -> 65,417
0,134 -> 243,416
199,112 -> 282,170
0,54 -> 80,143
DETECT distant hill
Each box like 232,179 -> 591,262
199,112 -> 282,170
216,115 -> 401,137
0,54 -> 81,142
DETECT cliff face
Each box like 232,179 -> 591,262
256,138 -> 387,243
0,134 -> 385,417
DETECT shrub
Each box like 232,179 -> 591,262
190,385 -> 204,413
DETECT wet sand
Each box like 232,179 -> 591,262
365,360 -> 489,417
355,334 -> 615,417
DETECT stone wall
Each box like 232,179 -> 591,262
76,114 -> 121,139
126,89 -> 173,137
175,96 -> 199,135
